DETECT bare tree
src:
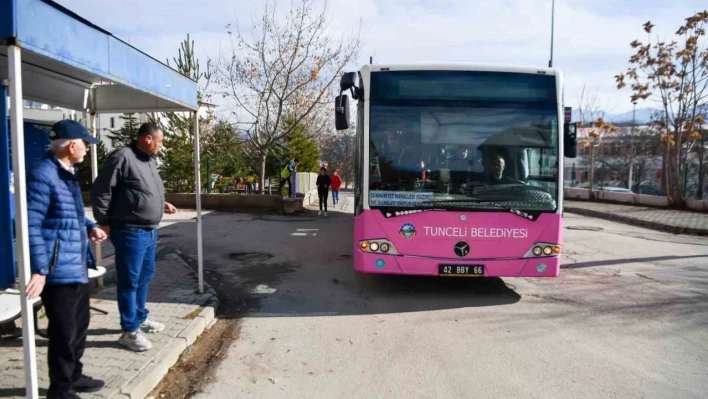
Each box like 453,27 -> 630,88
579,118 -> 620,194
217,0 -> 361,191
577,84 -> 609,123
321,128 -> 356,188
615,12 -> 708,206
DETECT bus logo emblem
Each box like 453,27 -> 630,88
454,241 -> 470,257
400,223 -> 416,239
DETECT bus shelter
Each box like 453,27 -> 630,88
1,1 -> 205,397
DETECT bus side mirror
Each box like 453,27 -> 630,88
340,72 -> 357,92
564,122 -> 577,158
335,95 -> 350,131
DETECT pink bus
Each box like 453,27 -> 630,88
335,64 -> 577,277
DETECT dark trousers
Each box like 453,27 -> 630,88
111,226 -> 157,332
41,283 -> 91,396
279,176 -> 292,197
318,189 -> 328,211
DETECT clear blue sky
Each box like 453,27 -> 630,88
56,0 -> 708,117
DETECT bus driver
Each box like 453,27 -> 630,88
483,154 -> 516,185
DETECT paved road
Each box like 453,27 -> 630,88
155,192 -> 708,399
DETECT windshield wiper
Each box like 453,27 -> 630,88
421,198 -> 537,220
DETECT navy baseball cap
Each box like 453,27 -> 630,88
48,120 -> 99,144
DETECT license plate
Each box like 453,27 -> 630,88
439,264 -> 484,277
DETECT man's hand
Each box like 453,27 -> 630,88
98,225 -> 111,238
165,202 -> 177,214
26,274 -> 46,299
90,226 -> 108,243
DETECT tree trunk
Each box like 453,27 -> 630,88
259,152 -> 267,195
661,145 -> 667,194
589,147 -> 595,197
666,146 -> 685,208
698,146 -> 705,200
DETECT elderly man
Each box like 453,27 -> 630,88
25,120 -> 108,398
90,122 -> 177,352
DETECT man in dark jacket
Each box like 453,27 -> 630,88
90,122 -> 177,352
316,167 -> 331,216
25,120 -> 108,398
482,154 -> 516,185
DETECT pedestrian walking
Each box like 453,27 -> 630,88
279,157 -> 300,197
330,170 -> 342,206
316,166 -> 331,216
90,122 -> 178,352
25,120 -> 108,398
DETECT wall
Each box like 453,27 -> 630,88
563,187 -> 708,211
82,192 -> 304,213
294,172 -> 319,206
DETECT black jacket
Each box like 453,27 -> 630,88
90,142 -> 166,228
316,174 -> 331,192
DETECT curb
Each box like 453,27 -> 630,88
117,252 -> 220,399
564,207 -> 708,236
118,306 -> 218,399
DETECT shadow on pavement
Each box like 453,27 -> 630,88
154,211 -> 522,319
0,388 -> 48,398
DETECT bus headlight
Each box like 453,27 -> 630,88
524,243 -> 561,258
359,239 -> 399,255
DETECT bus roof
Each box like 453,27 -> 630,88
361,63 -> 558,76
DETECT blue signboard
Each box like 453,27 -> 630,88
0,83 -> 14,289
0,109 -> 53,289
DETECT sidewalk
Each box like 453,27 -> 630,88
308,194 -> 351,213
564,200 -> 708,236
0,249 -> 218,399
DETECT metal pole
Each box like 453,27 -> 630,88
8,44 -> 40,399
193,112 -> 204,294
89,112 -> 101,266
548,0 -> 555,68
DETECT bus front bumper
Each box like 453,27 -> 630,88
354,251 -> 560,277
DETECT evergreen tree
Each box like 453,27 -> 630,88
152,34 -> 214,193
282,116 -> 321,173
202,121 -> 245,178
77,130 -> 109,190
106,113 -> 140,149
265,116 -> 321,181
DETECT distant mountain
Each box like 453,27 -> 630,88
570,107 -> 661,125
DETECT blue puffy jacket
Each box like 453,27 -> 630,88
27,154 -> 96,285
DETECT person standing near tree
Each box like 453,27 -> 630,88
25,120 -> 109,398
279,157 -> 300,198
330,169 -> 342,206
90,122 -> 178,352
316,166 -> 331,216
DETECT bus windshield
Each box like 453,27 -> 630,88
368,70 -> 560,213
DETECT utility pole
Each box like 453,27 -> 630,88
548,0 -> 555,68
